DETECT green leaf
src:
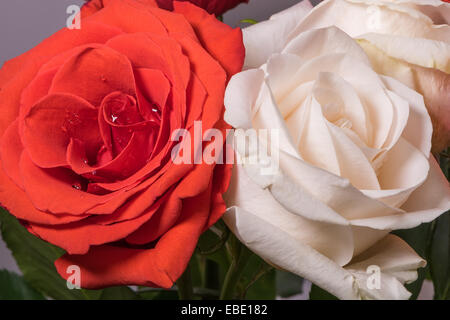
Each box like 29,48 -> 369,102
240,19 -> 258,25
394,223 -> 432,258
0,209 -> 102,300
309,284 -> 338,300
238,255 -> 276,300
276,270 -> 304,298
429,212 -> 450,300
99,286 -> 139,300
0,269 -> 45,300
393,222 -> 433,300
189,254 -> 206,289
196,221 -> 231,290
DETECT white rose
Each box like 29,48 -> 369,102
223,4 -> 450,299
247,0 -> 450,152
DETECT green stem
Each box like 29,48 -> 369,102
205,259 -> 220,291
176,265 -> 194,300
240,262 -> 273,299
220,235 -> 252,300
199,227 -> 230,256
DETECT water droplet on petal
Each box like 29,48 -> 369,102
111,115 -> 118,123
72,184 -> 81,190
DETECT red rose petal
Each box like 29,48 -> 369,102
19,152 -> 122,215
20,93 -> 100,168
19,68 -> 58,120
184,72 -> 207,128
134,68 -> 171,122
29,198 -> 161,255
49,45 -> 136,107
54,182 -> 211,288
0,0 -> 240,291
106,33 -> 190,91
172,33 -> 226,130
84,0 -> 166,36
173,2 -> 245,79
0,120 -> 25,188
69,130 -> 153,180
86,156 -> 192,215
125,190 -> 182,245
0,167 -> 88,225
0,22 -> 122,137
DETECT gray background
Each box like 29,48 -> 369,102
0,0 -> 433,299
0,0 -> 323,65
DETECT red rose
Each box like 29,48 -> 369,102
155,0 -> 249,15
0,0 -> 244,289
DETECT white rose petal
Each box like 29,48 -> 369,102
224,2 -> 450,300
243,0 -> 314,69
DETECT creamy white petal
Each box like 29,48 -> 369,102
224,164 -> 354,265
360,138 -> 429,208
290,0 -> 450,42
337,127 -> 384,169
242,0 -> 313,69
223,206 -> 359,300
360,33 -> 450,73
313,72 -> 371,144
345,235 -> 426,300
267,170 -> 350,227
224,69 -> 265,129
380,75 -> 432,157
378,138 -> 429,190
281,52 -> 392,149
400,156 -> 450,214
381,89 -> 410,151
292,96 -> 342,176
252,81 -> 301,159
351,226 -> 389,257
224,1 -> 448,300
358,39 -> 416,89
327,122 -> 381,190
362,187 -> 418,209
266,53 -> 305,103
351,157 -> 450,230
283,26 -> 371,66
278,81 -> 314,118
359,43 -> 448,153
278,150 -> 403,220
356,0 -> 450,25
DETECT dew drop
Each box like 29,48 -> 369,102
111,115 -> 118,123
72,184 -> 81,190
